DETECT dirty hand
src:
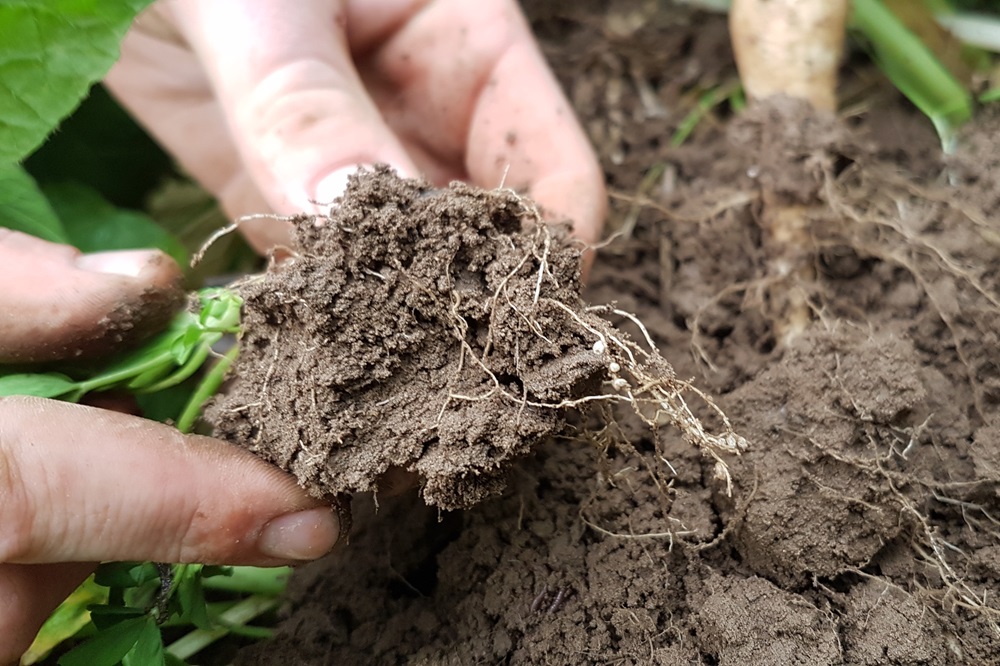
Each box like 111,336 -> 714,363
0,231 -> 339,663
105,0 -> 607,253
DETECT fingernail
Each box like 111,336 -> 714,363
258,507 -> 339,561
75,249 -> 159,278
299,164 -> 413,215
313,166 -> 360,208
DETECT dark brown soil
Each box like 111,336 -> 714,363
233,2 -> 1000,664
210,172 -> 597,510
210,167 -> 733,512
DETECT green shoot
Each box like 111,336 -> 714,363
670,80 -> 745,147
10,289 -> 293,665
851,0 -> 973,150
0,289 -> 242,404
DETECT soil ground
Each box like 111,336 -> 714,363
235,2 -> 1000,664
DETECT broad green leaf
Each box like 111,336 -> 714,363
0,372 -> 77,398
123,618 -> 166,666
21,577 -> 108,665
57,616 -> 147,666
0,0 -> 154,163
94,562 -> 160,589
88,605 -> 146,631
177,569 -> 212,630
25,85 -> 172,209
46,183 -> 187,266
0,163 -> 68,242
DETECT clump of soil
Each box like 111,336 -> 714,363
211,167 -> 742,510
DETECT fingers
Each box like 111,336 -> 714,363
351,0 -> 607,242
0,231 -> 184,364
0,562 -> 93,665
169,0 -> 418,215
448,6 -> 607,243
105,6 -> 294,253
0,397 -> 339,566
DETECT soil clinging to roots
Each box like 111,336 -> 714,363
210,167 -> 743,510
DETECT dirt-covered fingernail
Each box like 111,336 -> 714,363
257,507 -> 339,561
75,249 -> 162,278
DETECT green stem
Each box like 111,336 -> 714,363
165,595 -> 278,661
176,343 -> 239,433
851,0 -> 971,148
201,566 -> 290,597
74,353 -> 171,394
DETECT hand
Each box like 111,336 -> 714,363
0,231 -> 339,663
104,0 -> 607,254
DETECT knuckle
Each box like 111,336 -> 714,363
0,398 -> 35,563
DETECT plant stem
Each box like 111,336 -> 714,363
176,343 -> 238,433
201,566 -> 291,597
851,0 -> 971,147
165,595 -> 278,661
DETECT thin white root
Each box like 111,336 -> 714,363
192,213 -> 301,267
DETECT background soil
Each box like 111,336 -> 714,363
237,2 -> 1000,664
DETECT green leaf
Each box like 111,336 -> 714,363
88,605 -> 146,631
851,0 -> 973,148
46,183 -> 187,266
21,577 -> 108,665
123,618 -> 166,666
0,163 -> 68,242
57,616 -> 147,666
94,562 -> 160,589
177,570 -> 212,630
0,0 -> 155,163
24,85 -> 172,209
0,372 -> 77,398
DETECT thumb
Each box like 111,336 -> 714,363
0,398 -> 339,566
0,230 -> 184,363
170,0 -> 417,215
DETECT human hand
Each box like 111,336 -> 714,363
105,0 -> 606,254
0,231 -> 339,663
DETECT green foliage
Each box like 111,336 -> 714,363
0,289 -> 242,404
0,165 -> 188,270
47,182 -> 187,267
57,616 -> 153,666
36,564 -> 287,666
0,163 -> 69,242
852,0 -> 973,148
0,0 -> 154,163
25,85 -> 173,209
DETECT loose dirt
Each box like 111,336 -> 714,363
234,2 -> 1000,664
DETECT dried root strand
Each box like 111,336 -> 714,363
434,197 -> 749,494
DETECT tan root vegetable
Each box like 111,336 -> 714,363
729,0 -> 849,111
728,0 -> 849,344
